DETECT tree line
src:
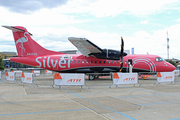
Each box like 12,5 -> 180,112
0,57 -> 4,70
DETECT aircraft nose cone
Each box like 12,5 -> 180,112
157,62 -> 176,72
166,62 -> 176,72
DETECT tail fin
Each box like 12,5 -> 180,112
2,26 -> 63,57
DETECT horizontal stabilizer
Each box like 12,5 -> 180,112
2,25 -> 33,36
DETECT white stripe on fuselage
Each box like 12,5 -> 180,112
132,57 -> 156,72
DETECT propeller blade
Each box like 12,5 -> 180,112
119,37 -> 124,72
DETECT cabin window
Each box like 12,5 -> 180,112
99,61 -> 101,63
90,61 -> 93,63
61,60 -> 65,63
74,60 -> 76,63
116,61 -> 119,64
125,61 -> 127,64
86,60 -> 88,63
112,61 -> 114,63
78,60 -> 80,63
104,61 -> 106,63
82,60 -> 84,63
155,57 -> 165,62
108,61 -> 110,63
95,61 -> 97,63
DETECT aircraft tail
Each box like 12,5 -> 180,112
2,26 -> 63,57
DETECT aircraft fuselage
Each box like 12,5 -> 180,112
10,54 -> 175,73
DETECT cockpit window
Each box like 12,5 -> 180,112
155,57 -> 165,62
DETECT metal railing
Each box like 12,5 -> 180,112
1,69 -> 179,88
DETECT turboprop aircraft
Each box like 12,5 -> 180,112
2,26 -> 175,79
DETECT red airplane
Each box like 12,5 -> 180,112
2,26 -> 175,79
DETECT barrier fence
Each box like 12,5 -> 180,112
22,73 -> 33,83
0,71 -> 1,79
113,73 -> 138,85
14,71 -> 22,77
6,72 -> 16,81
0,69 -> 179,88
54,73 -> 85,88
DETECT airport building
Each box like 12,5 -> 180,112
0,52 -> 33,68
0,52 -> 17,59
169,58 -> 180,64
2,59 -> 33,68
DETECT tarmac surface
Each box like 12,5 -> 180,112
0,75 -> 180,120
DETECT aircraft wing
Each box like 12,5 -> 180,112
68,37 -> 103,57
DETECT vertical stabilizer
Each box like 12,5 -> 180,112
2,26 -> 63,57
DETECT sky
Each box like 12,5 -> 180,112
0,0 -> 180,59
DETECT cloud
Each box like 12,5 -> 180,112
140,20 -> 148,24
124,23 -> 180,59
0,0 -> 179,17
134,31 -> 151,39
0,45 -> 16,52
117,24 -> 131,29
33,26 -> 122,51
0,24 -> 123,52
0,7 -> 93,27
0,0 -> 68,14
0,0 -> 180,60
58,0 -> 179,17
1,23 -> 180,59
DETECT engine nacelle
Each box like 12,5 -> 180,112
89,49 -> 127,60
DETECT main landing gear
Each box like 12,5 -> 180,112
88,74 -> 99,80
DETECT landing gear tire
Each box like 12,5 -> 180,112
89,75 -> 99,80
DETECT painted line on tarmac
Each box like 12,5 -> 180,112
0,108 -> 88,116
137,88 -> 180,97
0,94 -> 63,97
63,88 -> 136,120
0,90 -> 25,92
138,100 -> 180,106
105,100 -> 180,109
0,99 -> 72,105
114,93 -> 169,99
0,98 -> 180,117
1,98 -> 180,109
0,88 -> 149,98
